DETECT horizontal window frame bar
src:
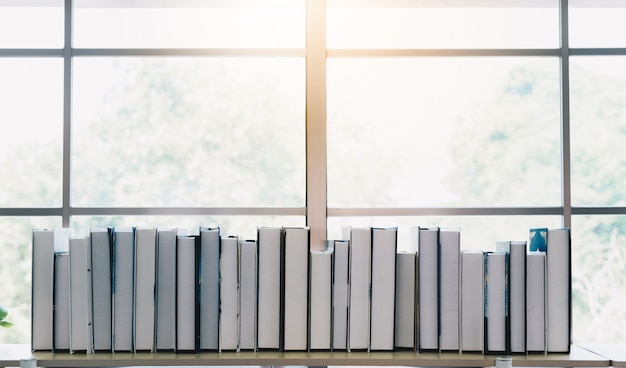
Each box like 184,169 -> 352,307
0,207 -> 306,217
328,206 -> 626,217
5,48 -> 626,58
72,48 -> 307,57
2,206 -> 625,217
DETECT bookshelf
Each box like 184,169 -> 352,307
0,344 -> 612,368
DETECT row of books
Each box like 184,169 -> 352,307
30,225 -> 571,354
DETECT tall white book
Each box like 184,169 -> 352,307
283,227 -> 310,351
370,227 -> 397,351
239,239 -> 257,351
219,236 -> 239,351
394,251 -> 416,350
54,252 -> 71,352
440,228 -> 460,352
461,250 -> 484,353
134,226 -> 156,352
112,227 -> 134,352
497,240 -> 527,354
90,228 -> 112,351
309,246 -> 332,350
199,227 -> 221,351
526,251 -> 546,353
344,226 -> 371,351
155,228 -> 177,351
484,251 -> 509,355
256,227 -> 283,350
332,239 -> 349,351
546,228 -> 571,353
69,236 -> 93,354
32,229 -> 55,350
418,227 -> 439,352
176,235 -> 198,352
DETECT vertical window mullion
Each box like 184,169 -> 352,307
560,0 -> 572,228
62,0 -> 73,227
306,0 -> 328,251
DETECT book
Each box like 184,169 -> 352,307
69,236 -> 93,354
497,240 -> 527,354
546,228 -> 571,353
134,226 -> 156,352
155,228 -> 177,351
283,227 -> 310,351
176,235 -> 199,352
239,239 -> 257,351
461,250 -> 484,353
219,236 -> 239,351
112,227 -> 134,352
526,251 -> 546,353
256,226 -> 283,350
32,229 -> 55,350
484,251 -> 509,355
90,228 -> 112,351
344,226 -> 371,351
309,245 -> 332,351
370,227 -> 397,351
418,226 -> 439,352
394,251 -> 416,350
53,252 -> 71,352
439,228 -> 460,352
332,239 -> 349,351
199,227 -> 221,351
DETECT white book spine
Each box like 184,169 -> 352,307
485,252 -> 507,354
32,229 -> 55,350
546,228 -> 571,353
256,227 -> 282,350
370,227 -> 397,351
439,228 -> 460,352
219,236 -> 239,351
283,227 -> 310,351
239,240 -> 257,351
309,249 -> 332,350
134,227 -> 156,352
199,227 -> 220,350
395,252 -> 416,349
461,250 -> 484,353
54,252 -> 71,351
418,227 -> 439,351
526,251 -> 546,353
346,226 -> 372,351
332,240 -> 349,350
70,236 -> 92,353
155,228 -> 177,351
509,241 -> 527,353
112,228 -> 134,352
176,236 -> 197,352
90,228 -> 112,351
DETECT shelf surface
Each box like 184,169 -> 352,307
580,343 -> 626,368
0,344 -> 610,368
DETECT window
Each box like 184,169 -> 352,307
1,0 -> 625,345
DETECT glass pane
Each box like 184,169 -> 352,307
327,57 -> 561,207
70,215 -> 305,244
328,215 -> 562,252
328,0 -> 559,49
0,58 -> 63,207
0,217 -> 62,344
74,0 -> 305,48
72,57 -> 305,207
572,215 -> 626,343
0,0 -> 63,48
570,56 -> 626,206
570,0 -> 626,48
